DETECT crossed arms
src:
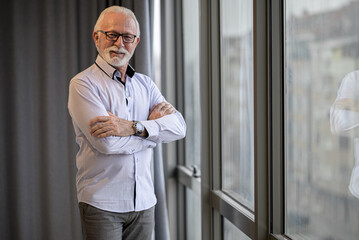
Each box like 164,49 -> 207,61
68,78 -> 186,155
89,102 -> 175,138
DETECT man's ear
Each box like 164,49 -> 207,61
134,36 -> 140,48
93,31 -> 99,46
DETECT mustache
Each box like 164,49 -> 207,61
106,46 -> 129,55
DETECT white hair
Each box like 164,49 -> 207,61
94,6 -> 140,37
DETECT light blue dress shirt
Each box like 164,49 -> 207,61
68,55 -> 186,212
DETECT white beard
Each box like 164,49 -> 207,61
99,46 -> 134,68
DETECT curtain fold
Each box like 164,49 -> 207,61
120,1 -> 171,239
1,0 -> 103,239
0,0 -> 170,239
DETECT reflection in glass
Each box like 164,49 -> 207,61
285,1 -> 359,239
183,0 -> 201,168
223,218 -> 251,240
220,0 -> 254,210
331,71 -> 359,198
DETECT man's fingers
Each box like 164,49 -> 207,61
89,113 -> 133,138
90,121 -> 113,135
150,103 -> 165,112
159,102 -> 172,111
107,111 -> 115,116
94,129 -> 112,138
151,102 -> 173,112
89,115 -> 109,126
148,102 -> 175,120
90,122 -> 103,134
96,129 -> 113,138
161,103 -> 175,115
91,124 -> 105,136
91,125 -> 113,137
164,106 -> 175,115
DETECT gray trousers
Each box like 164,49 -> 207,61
79,202 -> 155,240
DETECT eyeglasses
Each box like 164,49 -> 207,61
98,30 -> 137,43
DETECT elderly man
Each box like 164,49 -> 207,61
68,6 -> 186,240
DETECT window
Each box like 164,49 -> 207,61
183,0 -> 201,169
161,0 -> 359,239
220,0 -> 254,210
182,0 -> 202,239
197,0 -> 265,239
284,1 -> 359,239
223,218 -> 251,240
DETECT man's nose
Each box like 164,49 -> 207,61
114,36 -> 125,47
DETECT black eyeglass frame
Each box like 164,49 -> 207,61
97,30 -> 137,43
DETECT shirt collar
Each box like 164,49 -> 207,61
95,55 -> 136,79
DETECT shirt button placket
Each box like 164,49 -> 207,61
125,85 -> 132,117
133,154 -> 138,210
134,157 -> 138,181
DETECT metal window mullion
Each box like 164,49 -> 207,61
200,0 -> 215,238
253,0 -> 269,239
177,166 -> 201,194
268,0 -> 285,238
209,0 -> 223,239
174,1 -> 188,240
211,190 -> 256,239
160,1 -> 186,240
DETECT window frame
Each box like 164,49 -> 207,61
163,0 -> 203,239
200,0 -> 269,239
162,0 -> 284,239
269,1 -> 359,239
160,0 -> 187,239
269,0 -> 286,239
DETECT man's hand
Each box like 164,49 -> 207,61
148,102 -> 175,120
89,112 -> 135,138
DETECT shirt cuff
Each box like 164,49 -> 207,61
141,120 -> 160,142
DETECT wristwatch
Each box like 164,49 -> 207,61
133,121 -> 144,136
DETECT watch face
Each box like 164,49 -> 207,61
136,122 -> 144,131
135,121 -> 144,135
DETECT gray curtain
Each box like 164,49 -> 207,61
0,0 -> 170,239
122,1 -> 171,240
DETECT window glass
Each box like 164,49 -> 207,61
183,0 -> 201,168
220,0 -> 254,210
285,1 -> 359,239
223,218 -> 251,240
153,0 -> 161,87
186,188 -> 201,240
183,1 -> 202,239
